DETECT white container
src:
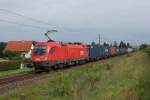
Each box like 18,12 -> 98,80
127,48 -> 133,53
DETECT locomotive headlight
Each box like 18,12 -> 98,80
44,56 -> 48,61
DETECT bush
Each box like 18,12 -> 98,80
0,42 -> 6,58
137,47 -> 150,99
140,44 -> 148,50
3,51 -> 21,59
145,47 -> 150,57
0,60 -> 21,71
138,65 -> 150,100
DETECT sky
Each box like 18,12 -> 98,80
0,0 -> 150,46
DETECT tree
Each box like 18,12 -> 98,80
140,44 -> 148,50
127,42 -> 131,48
113,41 -> 118,47
119,41 -> 123,48
91,41 -> 96,47
110,43 -> 113,47
119,41 -> 127,48
32,41 -> 38,45
103,42 -> 109,47
3,51 -> 21,59
0,42 -> 7,57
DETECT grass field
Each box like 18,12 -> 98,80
0,51 -> 150,100
0,60 -> 21,71
0,68 -> 33,78
0,59 -> 33,78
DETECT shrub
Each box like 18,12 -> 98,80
3,51 -> 21,59
0,60 -> 21,71
140,44 -> 148,50
145,47 -> 150,57
0,42 -> 7,57
138,65 -> 150,100
137,47 -> 150,99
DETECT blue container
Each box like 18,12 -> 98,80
88,47 -> 103,60
102,47 -> 109,58
116,48 -> 120,56
125,48 -> 128,53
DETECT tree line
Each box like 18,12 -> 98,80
0,42 -> 6,57
91,41 -> 132,48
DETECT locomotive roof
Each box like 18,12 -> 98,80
36,41 -> 87,48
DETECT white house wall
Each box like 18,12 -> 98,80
24,44 -> 34,59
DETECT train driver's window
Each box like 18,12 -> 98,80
50,48 -> 55,54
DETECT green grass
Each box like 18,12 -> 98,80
0,60 -> 22,71
145,47 -> 150,56
0,51 -> 150,100
0,68 -> 33,78
0,60 -> 33,78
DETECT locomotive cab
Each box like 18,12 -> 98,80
32,44 -> 52,71
32,45 -> 48,61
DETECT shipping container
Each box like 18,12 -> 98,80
116,48 -> 120,56
109,47 -> 116,56
120,48 -> 126,54
88,47 -> 103,60
127,48 -> 133,53
102,47 -> 109,58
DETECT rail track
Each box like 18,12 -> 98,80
0,72 -> 47,95
0,72 -> 38,86
0,62 -> 94,89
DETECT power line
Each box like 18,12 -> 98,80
0,9 -> 117,43
0,9 -> 101,34
0,19 -> 49,30
0,8 -> 59,28
0,9 -> 83,33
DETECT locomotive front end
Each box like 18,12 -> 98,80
32,44 -> 50,71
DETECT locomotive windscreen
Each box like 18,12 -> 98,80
33,46 -> 47,55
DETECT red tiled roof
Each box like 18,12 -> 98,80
4,41 -> 33,52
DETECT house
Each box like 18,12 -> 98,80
4,41 -> 34,59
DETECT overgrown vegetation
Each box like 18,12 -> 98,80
140,44 -> 149,50
3,51 -> 21,59
137,48 -> 150,100
145,47 -> 150,56
0,42 -> 6,57
0,68 -> 33,78
0,60 -> 21,71
0,52 -> 150,100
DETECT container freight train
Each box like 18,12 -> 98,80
31,40 -> 133,72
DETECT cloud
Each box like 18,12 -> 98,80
0,0 -> 150,45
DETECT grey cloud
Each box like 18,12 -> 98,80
0,0 -> 150,45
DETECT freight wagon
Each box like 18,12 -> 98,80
116,48 -> 120,56
88,46 -> 103,61
127,48 -> 133,53
109,47 -> 116,56
88,46 -> 110,61
120,48 -> 126,54
102,47 -> 109,58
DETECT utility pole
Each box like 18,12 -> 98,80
99,34 -> 101,46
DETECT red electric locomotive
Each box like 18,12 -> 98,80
32,40 -> 89,71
